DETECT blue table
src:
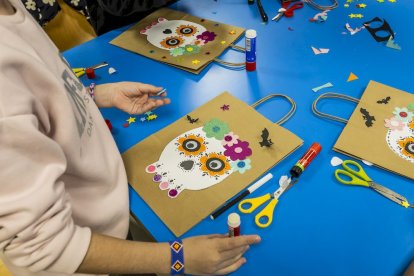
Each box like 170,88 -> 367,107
64,0 -> 414,275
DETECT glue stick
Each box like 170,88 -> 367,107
245,29 -> 257,72
228,213 -> 241,237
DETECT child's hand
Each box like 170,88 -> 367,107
94,82 -> 170,114
183,234 -> 261,275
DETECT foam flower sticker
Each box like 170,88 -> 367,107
170,47 -> 185,57
409,118 -> 414,130
200,153 -> 231,176
384,117 -> 405,131
224,140 -> 252,161
196,31 -> 217,43
397,137 -> 414,159
408,103 -> 414,112
392,107 -> 414,122
222,132 -> 239,147
177,134 -> 206,156
231,159 -> 252,174
183,44 -> 200,55
203,119 -> 230,140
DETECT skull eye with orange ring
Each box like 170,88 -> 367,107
176,25 -> 197,37
398,137 -> 414,159
160,36 -> 184,49
200,153 -> 231,176
177,135 -> 206,156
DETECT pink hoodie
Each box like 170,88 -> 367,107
0,1 -> 130,275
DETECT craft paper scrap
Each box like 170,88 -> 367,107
310,10 -> 329,22
362,160 -> 373,166
345,23 -> 365,35
347,72 -> 358,82
386,37 -> 401,50
108,67 -> 117,74
312,47 -> 330,55
331,156 -> 343,166
312,82 -> 333,92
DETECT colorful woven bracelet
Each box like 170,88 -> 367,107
169,239 -> 184,275
88,82 -> 96,100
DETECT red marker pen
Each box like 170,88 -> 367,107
290,142 -> 322,178
228,213 -> 241,237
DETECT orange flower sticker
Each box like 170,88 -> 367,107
398,137 -> 414,159
177,135 -> 205,156
200,153 -> 231,176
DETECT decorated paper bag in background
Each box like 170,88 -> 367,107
110,8 -> 245,74
313,80 -> 414,179
122,92 -> 303,236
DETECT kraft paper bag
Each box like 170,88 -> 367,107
110,8 -> 245,74
313,80 -> 414,179
122,92 -> 303,236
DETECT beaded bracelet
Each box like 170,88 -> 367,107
169,239 -> 184,275
88,82 -> 96,100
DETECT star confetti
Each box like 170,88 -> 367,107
356,3 -> 367,8
402,201 -> 410,208
377,0 -> 384,2
122,123 -> 130,128
229,30 -> 236,35
349,14 -> 363,19
127,117 -> 136,124
344,3 -> 349,7
147,114 -> 158,121
346,0 -> 353,2
144,111 -> 153,116
220,104 -> 230,111
192,59 -> 200,65
220,40 -> 226,45
140,117 -> 146,122
388,0 -> 396,2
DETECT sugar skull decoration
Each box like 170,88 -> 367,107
146,119 -> 253,198
384,103 -> 414,163
140,18 -> 217,57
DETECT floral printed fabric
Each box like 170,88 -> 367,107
21,0 -> 88,26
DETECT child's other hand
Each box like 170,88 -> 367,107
94,82 -> 170,114
183,234 -> 261,275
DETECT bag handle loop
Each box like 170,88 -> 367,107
213,44 -> 246,69
251,94 -> 297,125
312,92 -> 360,124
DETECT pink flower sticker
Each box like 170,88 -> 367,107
222,132 -> 239,147
384,117 -> 404,131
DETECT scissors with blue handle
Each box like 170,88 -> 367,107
238,177 -> 297,228
334,160 -> 410,208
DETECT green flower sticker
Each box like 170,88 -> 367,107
183,44 -> 200,55
170,47 -> 185,57
408,103 -> 414,112
203,119 -> 230,140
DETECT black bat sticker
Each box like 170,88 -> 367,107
360,108 -> 376,127
259,128 -> 274,147
186,115 -> 199,124
376,96 -> 391,104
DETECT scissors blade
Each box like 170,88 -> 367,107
370,182 -> 409,206
273,178 -> 298,199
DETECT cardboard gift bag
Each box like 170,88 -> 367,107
110,8 -> 246,74
313,80 -> 414,179
122,92 -> 303,236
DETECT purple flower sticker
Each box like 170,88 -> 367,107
224,140 -> 252,161
196,31 -> 217,43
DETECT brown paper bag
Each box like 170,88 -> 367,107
313,80 -> 414,179
122,92 -> 303,236
110,8 -> 245,74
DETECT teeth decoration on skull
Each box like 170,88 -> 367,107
384,104 -> 414,163
146,118 -> 253,198
140,18 -> 217,57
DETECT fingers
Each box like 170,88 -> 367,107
135,83 -> 165,96
130,98 -> 170,114
214,257 -> 247,275
218,235 -> 261,252
220,245 -> 249,261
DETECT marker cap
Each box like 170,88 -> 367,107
246,29 -> 257,39
228,213 -> 241,228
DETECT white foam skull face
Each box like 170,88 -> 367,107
384,107 -> 414,163
146,119 -> 253,198
140,18 -> 207,50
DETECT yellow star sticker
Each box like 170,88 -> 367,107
229,30 -> 236,35
377,0 -> 384,2
127,117 -> 136,124
402,201 -> 410,208
388,0 -> 396,2
357,3 -> 367,8
355,14 -> 363,18
192,59 -> 200,64
220,40 -> 226,45
344,3 -> 349,7
346,0 -> 353,2
348,14 -> 356,18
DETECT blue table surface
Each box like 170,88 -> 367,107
64,0 -> 414,275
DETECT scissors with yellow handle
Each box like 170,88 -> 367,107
72,61 -> 108,77
238,177 -> 297,228
335,160 -> 410,208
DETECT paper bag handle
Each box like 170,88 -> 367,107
312,92 -> 360,124
213,44 -> 246,69
251,94 -> 297,125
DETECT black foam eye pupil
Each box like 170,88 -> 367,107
183,139 -> 201,152
406,142 -> 414,154
181,27 -> 193,34
206,158 -> 225,172
167,38 -> 179,46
